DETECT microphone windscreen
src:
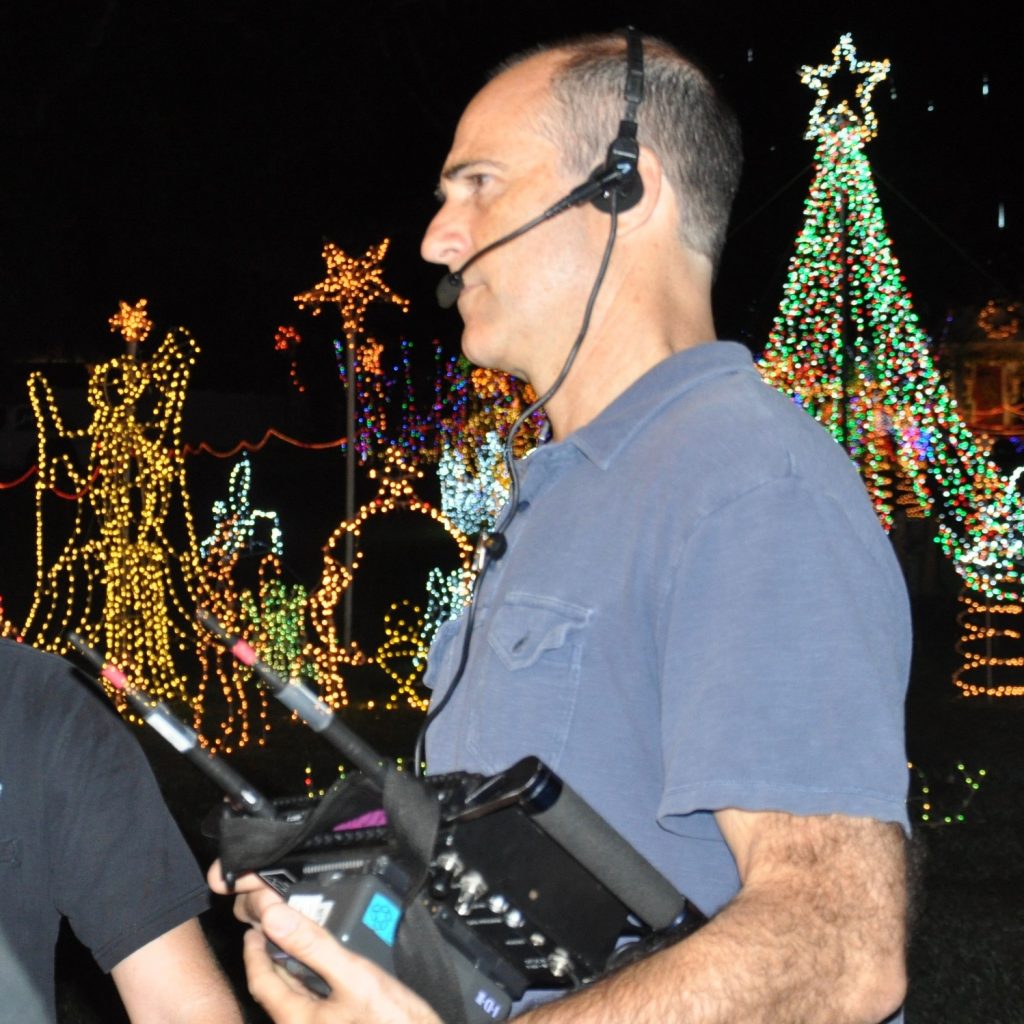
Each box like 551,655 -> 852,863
435,272 -> 463,310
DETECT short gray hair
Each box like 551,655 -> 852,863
497,33 -> 742,272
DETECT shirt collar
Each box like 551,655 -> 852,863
564,341 -> 756,470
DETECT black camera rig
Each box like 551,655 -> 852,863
69,618 -> 704,1024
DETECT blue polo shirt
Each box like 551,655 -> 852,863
425,340 -> 910,916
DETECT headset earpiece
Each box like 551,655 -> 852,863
588,139 -> 643,213
590,27 -> 645,215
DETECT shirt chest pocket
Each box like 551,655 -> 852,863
466,593 -> 591,773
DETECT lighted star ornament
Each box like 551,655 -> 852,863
294,239 -> 409,333
801,33 -> 890,142
108,298 -> 154,345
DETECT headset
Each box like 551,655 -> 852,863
589,25 -> 645,214
419,28 -> 647,773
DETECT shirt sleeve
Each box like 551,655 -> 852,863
657,474 -> 911,833
46,674 -> 209,972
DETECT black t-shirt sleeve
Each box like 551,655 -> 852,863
43,658 -> 209,972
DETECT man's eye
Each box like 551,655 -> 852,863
467,173 -> 491,190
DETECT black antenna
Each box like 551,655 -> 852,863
66,631 -> 275,819
196,608 -> 389,789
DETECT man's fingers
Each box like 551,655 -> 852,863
256,904 -> 443,1024
207,860 -> 268,895
260,904 -> 371,996
234,883 -> 285,926
243,927 -> 319,1018
206,860 -> 285,926
206,859 -> 232,894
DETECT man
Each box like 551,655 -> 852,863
219,31 -> 910,1024
0,637 -> 243,1023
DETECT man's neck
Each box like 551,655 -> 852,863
541,309 -> 715,441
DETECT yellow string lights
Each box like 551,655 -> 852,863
954,590 -> 1024,697
294,239 -> 409,333
977,299 -> 1022,344
305,447 -> 473,711
24,308 -> 208,719
108,297 -> 154,345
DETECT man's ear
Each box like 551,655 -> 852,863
613,144 -> 664,236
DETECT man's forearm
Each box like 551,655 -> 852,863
113,919 -> 244,1024
520,819 -> 907,1024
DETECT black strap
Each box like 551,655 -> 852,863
214,773 -> 383,879
382,767 -> 469,1024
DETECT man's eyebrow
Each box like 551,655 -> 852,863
433,159 -> 506,202
439,159 -> 504,184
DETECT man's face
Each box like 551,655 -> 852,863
421,53 -> 603,383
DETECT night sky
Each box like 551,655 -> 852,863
1,1 -> 1019,394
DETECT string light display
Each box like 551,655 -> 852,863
304,447 -> 473,710
23,310 -> 208,719
108,297 -> 154,345
195,539 -> 274,753
439,430 -> 508,534
423,565 -> 473,648
759,36 -> 1024,620
182,429 -> 347,460
200,453 -> 283,561
374,600 -> 432,712
436,363 -> 544,534
274,325 -> 306,393
800,33 -> 890,143
295,238 -> 412,648
0,594 -> 20,639
238,556 -> 313,683
952,590 -> 1024,697
192,454 -> 296,751
331,335 -> 441,465
908,760 -> 987,826
977,300 -> 1022,344
294,239 -> 409,334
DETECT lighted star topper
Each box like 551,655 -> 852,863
800,33 -> 890,143
294,239 -> 409,334
108,298 -> 153,345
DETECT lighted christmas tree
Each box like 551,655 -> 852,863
758,35 -> 1024,695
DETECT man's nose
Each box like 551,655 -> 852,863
420,202 -> 470,268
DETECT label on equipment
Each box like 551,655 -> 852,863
361,891 -> 401,947
289,894 -> 336,927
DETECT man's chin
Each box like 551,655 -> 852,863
459,326 -> 529,381
459,329 -> 498,371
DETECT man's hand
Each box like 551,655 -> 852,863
208,860 -> 443,1024
243,902 -> 444,1024
208,858 -> 285,927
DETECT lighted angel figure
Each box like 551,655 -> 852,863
23,314 -> 207,716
